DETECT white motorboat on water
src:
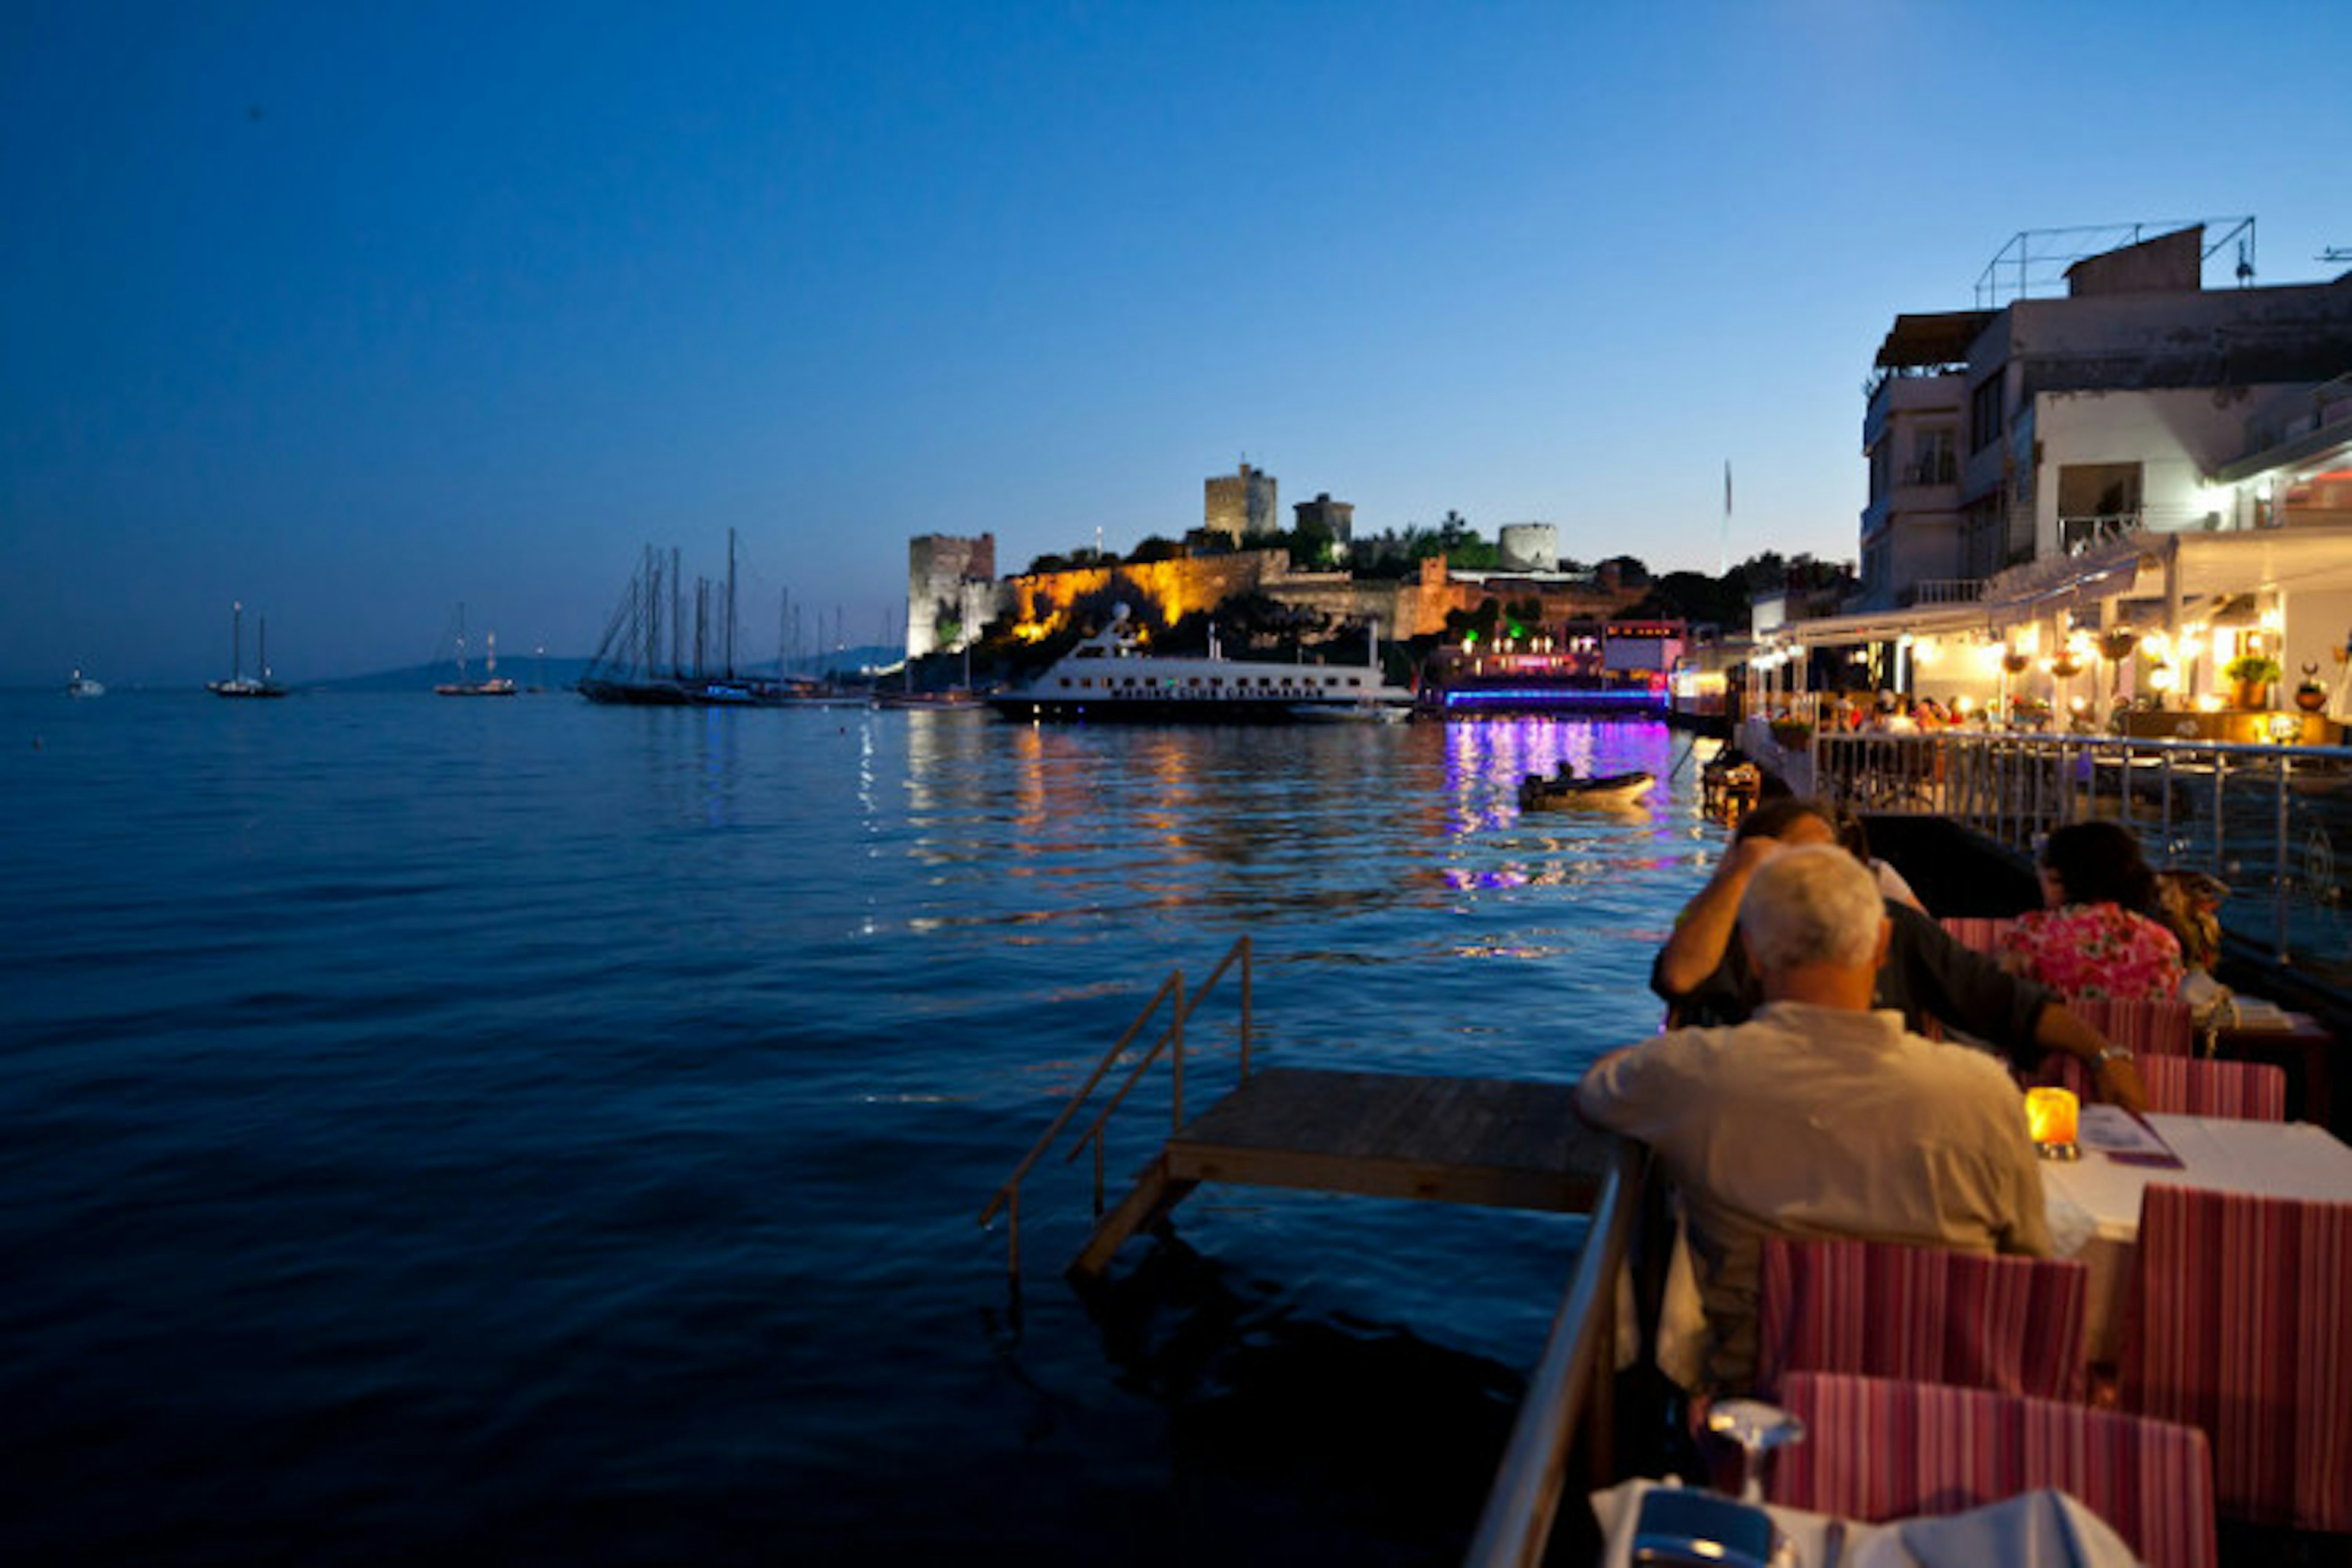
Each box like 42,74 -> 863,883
989,605 -> 1415,723
67,671 -> 105,698
1518,765 -> 1656,809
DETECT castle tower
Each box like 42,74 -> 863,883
1204,462 -> 1278,544
906,533 -> 997,658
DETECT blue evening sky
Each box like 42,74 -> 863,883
5,1 -> 2345,684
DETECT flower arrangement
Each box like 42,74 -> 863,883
2223,653 -> 2282,687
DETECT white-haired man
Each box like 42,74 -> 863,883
1578,844 -> 2052,1393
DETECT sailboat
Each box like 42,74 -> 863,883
579,531 -> 821,706
434,604 -> 518,697
209,601 -> 288,698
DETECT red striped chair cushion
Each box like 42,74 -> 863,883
2122,1183 -> 2352,1531
1938,915 -> 2016,954
1775,1370 -> 2218,1568
1755,1237 -> 2088,1403
2137,1057 -> 2286,1121
2030,1055 -> 2286,1121
2063,996 -> 2195,1058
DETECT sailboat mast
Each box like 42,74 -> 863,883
726,527 -> 738,678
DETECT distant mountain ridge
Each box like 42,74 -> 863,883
309,647 -> 899,693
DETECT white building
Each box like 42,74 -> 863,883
1779,224 -> 2352,731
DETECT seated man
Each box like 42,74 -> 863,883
1654,797 -> 2147,1114
1580,844 -> 2054,1392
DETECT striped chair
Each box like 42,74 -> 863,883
1774,1370 -> 2218,1568
1937,915 -> 2016,954
2061,996 -> 2196,1059
1754,1237 -> 2089,1403
2031,1054 -> 2286,1121
2122,1183 -> 2352,1531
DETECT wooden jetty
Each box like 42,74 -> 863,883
1072,1066 -> 1619,1279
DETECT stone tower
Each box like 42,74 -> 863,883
906,533 -> 998,658
1204,462 -> 1278,545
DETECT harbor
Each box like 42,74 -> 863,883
2,693 -> 1687,1562
14,4 -> 2352,1555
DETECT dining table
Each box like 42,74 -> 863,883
2040,1106 -> 2352,1363
1589,1476 -> 2144,1567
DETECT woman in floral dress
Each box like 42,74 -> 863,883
2000,821 -> 2184,1001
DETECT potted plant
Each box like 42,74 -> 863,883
2296,662 -> 2329,714
2223,653 -> 2282,708
1768,716 -> 1813,749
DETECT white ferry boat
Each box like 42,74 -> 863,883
989,605 -> 1414,723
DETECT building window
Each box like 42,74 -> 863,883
1910,428 -> 1956,484
1969,377 -> 2003,454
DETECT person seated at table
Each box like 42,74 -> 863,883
1653,798 -> 2148,1112
1835,808 -> 1925,912
2153,868 -> 2225,975
1999,821 -> 2184,1003
1581,844 -> 2054,1392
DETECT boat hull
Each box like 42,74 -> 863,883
1518,771 -> 1656,809
989,694 -> 1412,724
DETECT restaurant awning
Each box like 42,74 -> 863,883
1755,521 -> 2352,652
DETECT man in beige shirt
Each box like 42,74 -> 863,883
1578,843 -> 2052,1392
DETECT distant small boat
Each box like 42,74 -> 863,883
1292,698 -> 1412,723
1518,767 -> 1656,809
434,604 -> 518,697
209,601 -> 288,698
67,670 -> 105,698
872,688 -> 980,710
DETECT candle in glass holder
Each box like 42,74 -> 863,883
2025,1087 -> 2079,1156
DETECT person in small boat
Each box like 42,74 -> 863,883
1581,843 -> 2053,1392
1999,821 -> 2184,1002
1652,797 -> 2148,1112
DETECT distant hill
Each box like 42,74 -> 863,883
308,647 -> 900,693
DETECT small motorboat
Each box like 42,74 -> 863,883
1518,766 -> 1656,809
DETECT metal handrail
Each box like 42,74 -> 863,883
1462,1137 -> 1645,1568
977,935 -> 1253,1276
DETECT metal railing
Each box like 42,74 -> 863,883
978,935 -> 1253,1276
1462,1139 -> 1645,1568
1812,729 -> 2352,976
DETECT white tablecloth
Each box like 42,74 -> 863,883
1591,1477 -> 2141,1567
2041,1108 -> 2352,1362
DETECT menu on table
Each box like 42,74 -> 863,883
2078,1104 -> 2184,1167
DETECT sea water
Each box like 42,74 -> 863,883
0,692 -> 1725,1564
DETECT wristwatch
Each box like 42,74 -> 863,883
2091,1045 -> 2132,1068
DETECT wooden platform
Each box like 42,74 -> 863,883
1071,1066 -> 1621,1278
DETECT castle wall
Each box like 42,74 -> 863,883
998,549 -> 1641,647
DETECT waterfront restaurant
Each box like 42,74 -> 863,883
1744,516 -> 2352,747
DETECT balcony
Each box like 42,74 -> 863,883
2059,513 -> 2142,554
